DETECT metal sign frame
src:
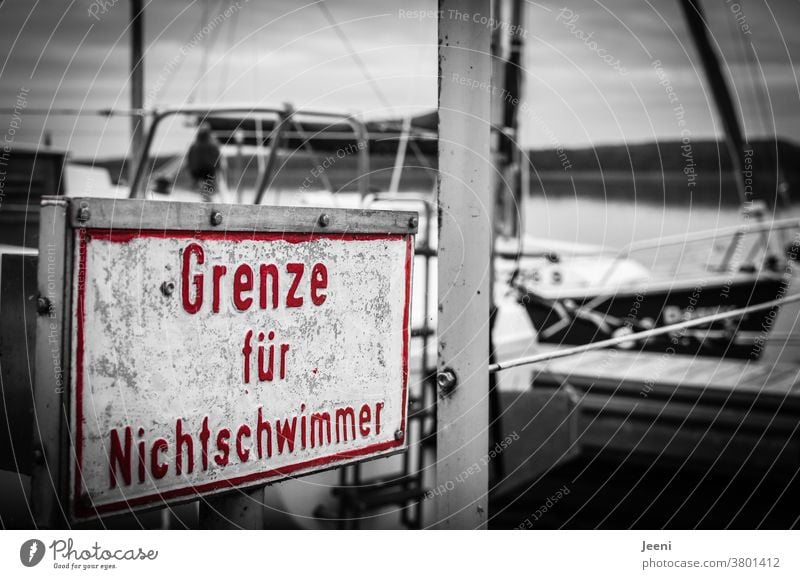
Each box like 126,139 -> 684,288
33,196 -> 417,525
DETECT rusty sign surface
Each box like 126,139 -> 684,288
37,198 -> 416,521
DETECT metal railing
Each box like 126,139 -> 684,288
127,105 -> 372,201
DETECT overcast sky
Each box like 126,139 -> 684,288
1,0 -> 799,157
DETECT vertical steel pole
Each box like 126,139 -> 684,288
33,198 -> 70,527
130,0 -> 145,183
435,0 -> 492,530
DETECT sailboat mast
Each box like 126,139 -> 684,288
679,0 -> 749,207
130,0 -> 145,181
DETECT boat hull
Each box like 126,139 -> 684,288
518,274 -> 784,358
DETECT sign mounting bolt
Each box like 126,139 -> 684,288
36,295 -> 51,315
409,216 -> 418,229
437,368 -> 457,395
210,211 -> 223,226
394,429 -> 404,441
160,281 -> 175,296
77,207 -> 91,222
318,213 -> 330,227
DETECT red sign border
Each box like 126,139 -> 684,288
72,228 -> 412,520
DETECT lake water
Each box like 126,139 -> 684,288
524,196 -> 745,249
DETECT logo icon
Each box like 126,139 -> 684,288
20,539 -> 46,567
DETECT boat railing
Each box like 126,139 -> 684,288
127,104 -> 372,202
596,216 -> 800,286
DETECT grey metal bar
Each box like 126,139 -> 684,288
32,198 -> 71,527
63,197 -> 418,235
253,109 -> 290,205
435,0 -> 492,530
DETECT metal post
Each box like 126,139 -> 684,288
435,0 -> 492,530
130,0 -> 145,183
198,487 -> 265,530
32,198 -> 70,527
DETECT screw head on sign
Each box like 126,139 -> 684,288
408,216 -> 418,229
394,429 -> 404,441
437,368 -> 457,394
318,214 -> 330,227
160,281 -> 175,296
77,207 -> 90,222
36,296 -> 51,315
210,211 -> 223,226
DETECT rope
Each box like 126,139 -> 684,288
489,291 -> 800,373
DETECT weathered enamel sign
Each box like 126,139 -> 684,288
35,198 -> 416,522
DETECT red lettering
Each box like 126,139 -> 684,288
212,265 -> 227,313
242,330 -> 253,384
311,263 -> 328,306
137,427 -> 146,483
259,264 -> 279,309
236,424 -> 251,462
176,418 -> 194,475
233,264 -> 254,310
280,343 -> 289,380
276,416 -> 297,453
151,438 -> 169,479
181,243 -> 204,314
359,404 -> 371,437
215,428 -> 231,466
256,407 -> 273,459
310,412 -> 331,447
375,402 -> 384,435
300,404 -> 307,450
199,416 -> 211,470
285,263 -> 305,307
335,407 -> 356,443
109,426 -> 132,489
258,332 -> 274,382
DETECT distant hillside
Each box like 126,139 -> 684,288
526,139 -> 800,206
75,138 -> 800,206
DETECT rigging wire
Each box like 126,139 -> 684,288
490,291 -> 800,372
316,1 -> 394,112
156,2 -> 219,104
187,0 -> 229,104
728,0 -> 788,208
219,0 -> 241,98
316,1 -> 433,183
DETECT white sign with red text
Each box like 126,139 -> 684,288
69,229 -> 412,520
